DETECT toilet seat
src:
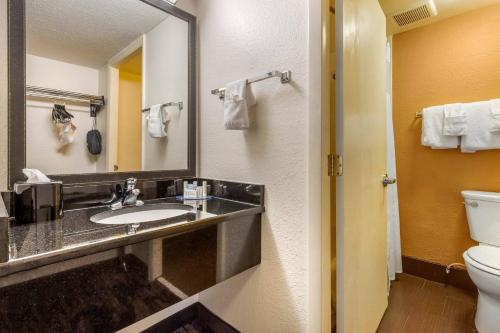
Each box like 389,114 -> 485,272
465,245 -> 500,276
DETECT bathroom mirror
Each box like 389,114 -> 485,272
7,0 -> 196,188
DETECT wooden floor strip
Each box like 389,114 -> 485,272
377,273 -> 477,333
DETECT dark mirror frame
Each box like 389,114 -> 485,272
7,0 -> 197,189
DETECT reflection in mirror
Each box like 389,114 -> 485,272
25,0 -> 189,175
1,214 -> 261,332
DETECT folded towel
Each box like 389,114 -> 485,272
147,104 -> 169,138
461,101 -> 500,152
490,99 -> 500,132
443,103 -> 466,136
224,79 -> 256,130
421,105 -> 459,149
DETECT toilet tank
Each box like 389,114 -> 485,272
462,191 -> 500,246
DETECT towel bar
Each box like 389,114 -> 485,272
142,102 -> 183,113
211,70 -> 292,100
416,111 -> 422,118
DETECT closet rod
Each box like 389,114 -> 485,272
26,85 -> 105,106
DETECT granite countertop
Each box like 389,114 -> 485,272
0,196 -> 263,277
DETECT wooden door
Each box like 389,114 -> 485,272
336,0 -> 388,331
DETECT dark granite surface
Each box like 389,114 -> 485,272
8,197 -> 260,260
0,179 -> 262,332
0,255 -> 180,333
144,303 -> 240,333
0,178 -> 264,276
1,196 -> 262,277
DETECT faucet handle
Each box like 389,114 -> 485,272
125,178 -> 137,190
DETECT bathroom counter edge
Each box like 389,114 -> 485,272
0,205 -> 263,277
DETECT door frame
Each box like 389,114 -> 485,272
334,0 -> 344,329
106,36 -> 144,172
308,0 -> 331,332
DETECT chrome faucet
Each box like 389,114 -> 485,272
110,178 -> 144,210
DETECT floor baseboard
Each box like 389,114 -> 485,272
401,255 -> 476,292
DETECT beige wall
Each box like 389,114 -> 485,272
194,0 -> 318,331
143,16 -> 189,171
393,4 -> 500,265
26,54 -> 103,175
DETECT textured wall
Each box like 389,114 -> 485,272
393,4 -> 500,265
195,0 -> 310,331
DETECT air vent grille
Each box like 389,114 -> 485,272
392,4 -> 433,27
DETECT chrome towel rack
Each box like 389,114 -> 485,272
416,111 -> 423,118
142,102 -> 183,113
211,70 -> 292,100
26,85 -> 105,106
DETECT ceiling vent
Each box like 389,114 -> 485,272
391,1 -> 438,27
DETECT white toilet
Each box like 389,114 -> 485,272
462,190 -> 500,333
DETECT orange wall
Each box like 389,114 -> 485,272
393,4 -> 500,265
117,71 -> 142,172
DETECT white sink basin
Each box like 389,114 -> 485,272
90,203 -> 195,226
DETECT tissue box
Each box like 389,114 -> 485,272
13,182 -> 63,224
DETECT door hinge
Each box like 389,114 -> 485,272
328,154 -> 343,176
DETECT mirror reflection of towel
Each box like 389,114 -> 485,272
147,104 -> 170,138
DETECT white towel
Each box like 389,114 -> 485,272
461,101 -> 500,152
490,99 -> 500,132
421,105 -> 459,149
147,104 -> 169,138
224,79 -> 256,130
56,121 -> 77,146
443,103 -> 466,136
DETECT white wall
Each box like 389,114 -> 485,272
26,54 -> 105,175
143,16 -> 189,171
96,65 -> 109,173
195,1 -> 316,331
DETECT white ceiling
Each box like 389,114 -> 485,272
379,0 -> 500,34
26,0 -> 169,68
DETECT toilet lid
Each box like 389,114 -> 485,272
467,246 -> 500,271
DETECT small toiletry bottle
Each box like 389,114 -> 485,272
202,181 -> 207,198
184,182 -> 192,199
189,183 -> 197,199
